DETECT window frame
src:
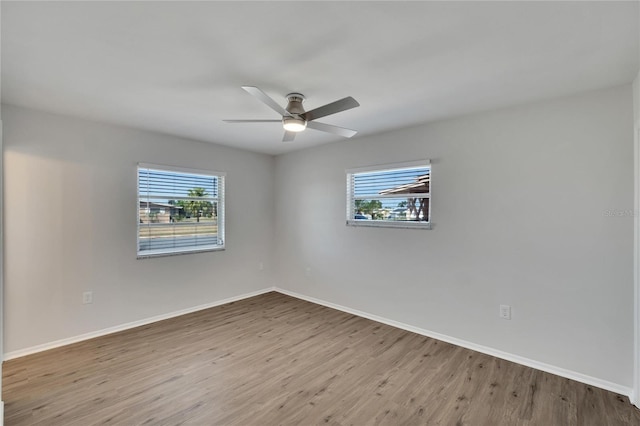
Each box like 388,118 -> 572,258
346,159 -> 431,230
137,163 -> 226,258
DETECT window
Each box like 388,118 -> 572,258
137,163 -> 225,258
346,160 -> 431,229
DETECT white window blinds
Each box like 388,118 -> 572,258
347,160 -> 431,229
137,164 -> 225,258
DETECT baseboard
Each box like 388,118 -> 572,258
274,287 -> 633,400
4,287 -> 276,361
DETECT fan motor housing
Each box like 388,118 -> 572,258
285,93 -> 306,116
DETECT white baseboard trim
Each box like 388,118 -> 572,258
274,287 -> 633,400
4,287 -> 276,361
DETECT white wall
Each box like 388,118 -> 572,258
275,85 -> 634,389
2,105 -> 275,354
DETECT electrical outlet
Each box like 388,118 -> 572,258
259,262 -> 264,271
499,304 -> 511,320
83,291 -> 93,304
305,267 -> 312,277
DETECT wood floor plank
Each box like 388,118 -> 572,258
4,292 -> 640,425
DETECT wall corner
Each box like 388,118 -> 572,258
633,68 -> 640,407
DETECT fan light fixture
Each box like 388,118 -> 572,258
283,116 -> 307,132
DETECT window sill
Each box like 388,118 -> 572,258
346,220 -> 431,230
137,245 -> 225,259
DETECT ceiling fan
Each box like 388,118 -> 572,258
224,86 -> 360,142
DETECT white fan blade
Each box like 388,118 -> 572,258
302,97 -> 359,121
223,120 -> 281,123
242,86 -> 289,117
306,121 -> 357,138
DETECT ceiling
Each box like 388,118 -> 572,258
2,1 -> 638,155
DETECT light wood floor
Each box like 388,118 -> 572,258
4,292 -> 640,425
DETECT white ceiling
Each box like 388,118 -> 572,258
2,1 -> 638,155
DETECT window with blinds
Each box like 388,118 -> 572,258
346,160 -> 431,229
137,163 -> 225,258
